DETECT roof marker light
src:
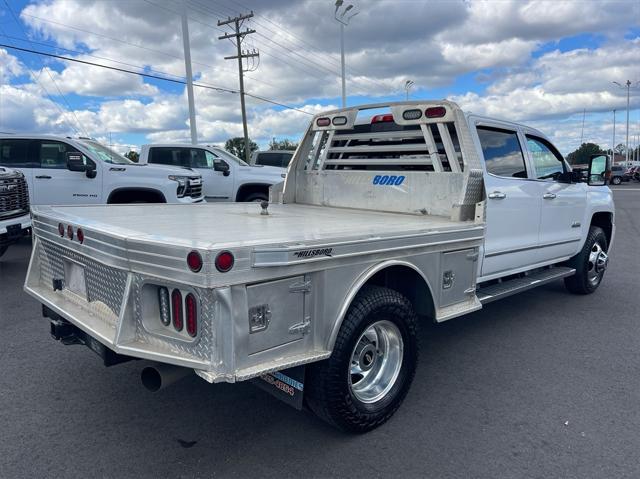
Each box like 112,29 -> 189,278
371,114 -> 394,124
67,225 -> 74,240
77,228 -> 84,244
58,223 -> 65,237
316,117 -> 331,127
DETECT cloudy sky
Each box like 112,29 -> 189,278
0,0 -> 639,155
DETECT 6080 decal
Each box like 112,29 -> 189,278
373,175 -> 405,186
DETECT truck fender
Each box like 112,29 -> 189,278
327,259 -> 435,351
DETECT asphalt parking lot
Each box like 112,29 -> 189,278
1,184 -> 639,479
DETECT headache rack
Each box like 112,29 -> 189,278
286,101 -> 485,221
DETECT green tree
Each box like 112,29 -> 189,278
224,137 -> 258,161
566,142 -> 605,165
125,150 -> 140,162
268,138 -> 298,151
614,143 -> 626,155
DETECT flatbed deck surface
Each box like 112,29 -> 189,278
33,203 -> 473,248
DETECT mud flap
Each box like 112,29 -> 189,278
251,365 -> 305,410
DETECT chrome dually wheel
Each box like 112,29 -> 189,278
350,320 -> 404,404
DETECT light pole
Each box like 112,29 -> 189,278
612,80 -> 639,164
404,80 -> 414,101
334,0 -> 359,108
612,109 -> 616,163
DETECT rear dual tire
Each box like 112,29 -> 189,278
305,286 -> 419,433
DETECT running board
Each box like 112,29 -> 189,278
477,266 -> 575,304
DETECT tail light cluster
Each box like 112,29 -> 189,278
157,286 -> 197,338
186,249 -> 234,273
58,223 -> 84,244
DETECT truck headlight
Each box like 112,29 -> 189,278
169,175 -> 189,197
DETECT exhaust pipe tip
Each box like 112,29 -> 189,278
141,364 -> 192,392
141,366 -> 163,392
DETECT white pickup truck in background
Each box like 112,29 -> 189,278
0,135 -> 204,205
24,101 -> 614,432
0,166 -> 31,259
139,144 -> 286,202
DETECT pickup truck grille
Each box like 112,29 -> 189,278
186,177 -> 202,199
38,239 -> 128,322
0,175 -> 30,220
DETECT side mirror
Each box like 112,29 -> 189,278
587,154 -> 610,186
66,152 -> 97,179
66,152 -> 87,172
214,159 -> 230,177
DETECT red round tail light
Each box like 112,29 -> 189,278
187,250 -> 203,272
171,289 -> 183,331
58,223 -> 65,236
77,228 -> 84,244
215,251 -> 234,272
185,293 -> 197,337
67,225 -> 74,240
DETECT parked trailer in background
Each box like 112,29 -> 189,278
24,101 -> 614,432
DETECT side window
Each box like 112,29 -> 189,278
149,147 -> 182,167
477,126 -> 528,178
204,150 -> 219,168
189,148 -> 209,168
526,136 -> 566,181
257,153 -> 280,167
0,139 -> 32,167
38,140 -> 81,169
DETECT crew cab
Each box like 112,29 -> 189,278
139,144 -> 286,202
0,166 -> 31,259
24,101 -> 614,432
0,135 -> 203,205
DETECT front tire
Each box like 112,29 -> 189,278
305,285 -> 418,433
244,192 -> 268,202
611,176 -> 622,185
564,226 -> 609,294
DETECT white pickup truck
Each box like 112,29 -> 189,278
24,101 -> 614,432
139,143 -> 286,202
0,166 -> 31,258
0,135 -> 204,205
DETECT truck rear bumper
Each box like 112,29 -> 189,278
24,236 -> 331,382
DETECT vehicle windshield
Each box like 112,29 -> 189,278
78,140 -> 133,165
210,147 -> 249,166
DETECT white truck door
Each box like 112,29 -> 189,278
474,124 -> 542,278
0,139 -> 34,199
523,135 -> 587,261
31,140 -> 101,205
203,149 -> 234,201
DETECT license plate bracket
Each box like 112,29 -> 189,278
63,258 -> 88,300
6,223 -> 21,239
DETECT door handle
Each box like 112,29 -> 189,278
488,191 -> 506,199
35,175 -> 52,179
543,192 -> 557,199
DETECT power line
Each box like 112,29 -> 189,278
0,43 -> 312,115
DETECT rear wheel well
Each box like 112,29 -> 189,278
366,265 -> 435,321
235,183 -> 270,202
107,188 -> 166,204
590,212 -> 613,247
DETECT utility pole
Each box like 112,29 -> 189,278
181,4 -> 197,144
218,12 -> 259,162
